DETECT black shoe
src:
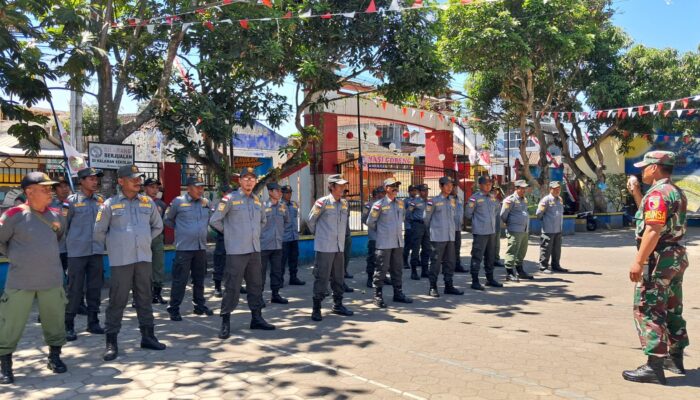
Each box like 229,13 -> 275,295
213,280 -> 223,297
373,289 -> 387,308
664,350 -> 686,374
332,297 -> 354,316
343,283 -> 354,293
271,292 -> 289,304
139,326 -> 166,350
410,269 -> 420,280
471,274 -> 485,291
219,314 -> 231,339
289,275 -> 306,286
47,346 -> 67,374
103,333 -> 118,361
454,265 -> 469,273
486,275 -> 503,288
552,266 -> 569,273
311,298 -> 323,321
193,305 -> 214,316
86,312 -> 105,334
65,318 -> 77,342
0,354 -> 13,384
167,307 -> 183,321
344,272 -> 354,279
516,266 -> 534,280
444,284 -> 464,295
622,356 -> 667,385
366,276 -> 373,288
250,310 -> 275,330
240,286 -> 247,294
393,291 -> 413,303
152,286 -> 167,304
428,286 -> 440,298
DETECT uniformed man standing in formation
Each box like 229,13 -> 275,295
536,181 -> 568,274
501,180 -> 533,282
465,175 -> 502,290
402,185 -> 418,269
143,178 -> 168,304
64,167 -> 106,341
260,182 -> 290,304
451,186 -> 468,273
307,174 -> 354,321
366,178 -> 413,308
424,176 -> 464,297
94,165 -> 166,361
407,184 -> 430,280
212,184 -> 234,297
0,173 -> 68,384
281,185 -> 305,286
623,151 -> 689,385
51,175 -> 72,276
210,167 -> 274,339
363,186 -> 385,288
492,185 -> 506,268
341,190 -> 354,293
164,176 -> 213,321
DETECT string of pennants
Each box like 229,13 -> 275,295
110,0 -> 497,33
535,94 -> 700,122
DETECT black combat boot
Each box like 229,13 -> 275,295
343,282 -> 354,293
471,273 -> 485,291
193,305 -> 214,316
167,306 -> 183,321
366,275 -> 373,288
444,282 -> 464,295
516,265 -> 534,280
622,356 -> 667,385
103,333 -> 118,361
250,310 -> 275,330
152,286 -> 167,304
373,288 -> 387,308
213,280 -> 223,297
86,312 -> 105,334
271,290 -> 289,304
428,282 -> 440,298
332,296 -> 354,316
664,349 -> 686,374
240,286 -> 247,294
139,326 -> 166,350
505,268 -> 520,282
289,274 -> 306,285
311,298 -> 323,321
551,265 -> 569,273
410,267 -> 419,280
454,263 -> 468,273
1,354 -> 13,384
393,287 -> 413,303
486,273 -> 503,288
65,314 -> 77,341
47,346 -> 67,373
219,314 -> 231,339
344,271 -> 353,279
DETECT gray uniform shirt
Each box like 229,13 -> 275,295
0,205 -> 64,290
454,194 -> 463,231
362,201 -> 378,241
164,193 -> 211,251
51,197 -> 69,253
407,197 -> 427,223
466,191 -> 498,235
307,194 -> 348,253
536,194 -> 564,233
424,193 -> 456,242
282,200 -> 299,242
209,189 -> 265,255
66,191 -> 105,257
261,200 -> 289,251
366,196 -> 405,249
403,197 -> 413,230
500,193 -> 530,233
93,192 -> 163,267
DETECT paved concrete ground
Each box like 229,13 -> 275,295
2,228 -> 699,400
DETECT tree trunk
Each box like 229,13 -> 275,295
571,122 -> 611,212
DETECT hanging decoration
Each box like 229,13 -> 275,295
346,131 -> 354,139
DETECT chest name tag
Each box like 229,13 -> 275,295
139,203 -> 152,208
180,203 -> 192,207
74,202 -> 86,207
111,203 -> 125,210
325,205 -> 335,210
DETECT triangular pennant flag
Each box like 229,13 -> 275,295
582,112 -> 589,119
182,22 -> 193,32
239,19 -> 249,29
616,108 -> 624,119
402,107 -> 408,115
411,109 -> 416,117
688,109 -> 697,115
693,95 -> 700,101
283,11 -> 293,19
627,107 -> 633,115
204,21 -> 215,31
413,0 -> 424,8
462,0 -> 473,4
637,106 -> 645,115
366,0 -> 377,13
439,4 -> 449,10
382,101 -> 387,110
450,116 -> 456,123
220,19 -> 232,24
607,109 -> 615,118
682,98 -> 689,108
262,0 -> 272,8
438,114 -> 444,121
388,0 -> 401,12
300,10 -> 312,18
652,110 -> 659,116
429,113 -> 434,120
342,12 -> 356,18
553,112 -> 559,119
566,112 -> 572,121
321,12 -> 332,19
664,110 -> 671,117
656,102 -> 664,112
223,0 -> 233,4
419,111 -> 424,119
676,110 -> 684,117
630,111 -> 637,118
146,24 -> 154,34
670,100 -> 676,110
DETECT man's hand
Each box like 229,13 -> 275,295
629,261 -> 644,282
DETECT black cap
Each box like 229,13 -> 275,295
144,177 -> 162,186
53,175 -> 70,186
21,172 -> 58,189
117,165 -> 144,179
417,184 -> 429,191
77,167 -> 104,179
408,184 -> 416,192
266,182 -> 281,191
477,175 -> 492,185
281,185 -> 293,193
220,184 -> 233,193
185,176 -> 205,187
239,167 -> 257,178
438,176 -> 454,186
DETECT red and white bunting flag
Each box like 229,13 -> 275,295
693,95 -> 700,101
204,21 -> 215,31
283,11 -> 293,19
670,100 -> 676,110
682,98 -> 690,108
388,0 -> 401,12
664,110 -> 672,117
676,110 -> 684,117
366,0 -> 377,13
342,12 -> 356,18
419,111 -> 424,119
462,0 -> 473,4
627,107 -> 633,115
300,10 -> 312,18
411,109 -> 416,117
637,106 -> 645,115
413,0 -> 424,8
146,24 -> 154,34
239,19 -> 249,29
402,107 -> 407,115
381,101 -> 387,110
566,112 -> 572,121
261,0 -> 272,8
553,112 -> 559,119
688,109 -> 697,115
321,12 -> 332,19
607,109 -> 615,118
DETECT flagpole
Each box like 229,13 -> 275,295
42,77 -> 76,193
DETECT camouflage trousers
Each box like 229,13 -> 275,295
633,245 -> 689,357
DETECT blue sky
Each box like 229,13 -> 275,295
41,0 -> 700,137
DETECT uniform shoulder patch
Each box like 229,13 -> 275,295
222,195 -> 231,202
3,206 -> 25,219
644,191 -> 667,225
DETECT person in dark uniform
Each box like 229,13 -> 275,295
307,174 -> 354,321
164,176 -> 213,321
143,178 -> 168,304
64,167 -> 106,341
402,185 -> 418,269
212,184 -> 234,297
209,167 -> 275,339
0,172 -> 68,384
363,186 -> 385,288
281,185 -> 305,286
408,184 -> 431,280
465,176 -> 502,290
260,182 -> 290,304
94,165 -> 166,361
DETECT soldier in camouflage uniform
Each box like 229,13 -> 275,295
622,151 -> 688,385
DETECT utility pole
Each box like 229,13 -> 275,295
356,93 -> 364,212
505,123 -> 510,183
69,90 -> 84,152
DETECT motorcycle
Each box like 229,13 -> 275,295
576,211 -> 598,231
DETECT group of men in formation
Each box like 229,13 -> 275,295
0,149 -> 688,387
